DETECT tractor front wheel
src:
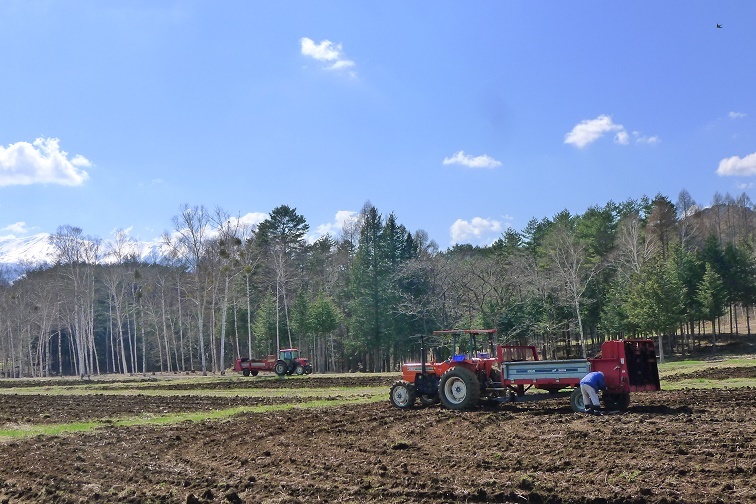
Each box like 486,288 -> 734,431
251,370 -> 259,377
304,364 -> 313,375
603,393 -> 630,411
242,369 -> 250,377
570,387 -> 586,413
418,394 -> 440,407
294,364 -> 305,376
274,360 -> 288,377
390,381 -> 416,409
439,367 -> 481,410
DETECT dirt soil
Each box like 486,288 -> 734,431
664,365 -> 756,382
0,379 -> 754,503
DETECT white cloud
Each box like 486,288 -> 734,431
565,115 -> 625,148
442,150 -> 502,169
717,152 -> 756,176
450,217 -> 503,245
300,37 -> 356,75
729,111 -> 747,119
565,116 -> 659,148
330,59 -> 356,70
634,133 -> 660,144
237,212 -> 268,229
737,182 -> 755,190
614,131 -> 629,145
71,154 -> 92,167
2,221 -> 31,235
0,138 -> 90,186
311,210 -> 360,242
0,221 -> 34,240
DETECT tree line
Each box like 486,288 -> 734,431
1,190 -> 755,377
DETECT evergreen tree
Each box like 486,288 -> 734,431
671,245 -> 705,341
309,294 -> 340,371
257,205 -> 309,351
696,263 -> 727,346
625,257 -> 685,360
348,204 -> 390,371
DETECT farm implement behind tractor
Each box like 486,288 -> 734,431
389,329 -> 660,412
234,348 -> 313,377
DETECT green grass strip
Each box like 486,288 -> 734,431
0,421 -> 102,439
0,385 -> 387,398
0,394 -> 386,442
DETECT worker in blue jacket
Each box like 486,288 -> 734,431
580,371 -> 606,415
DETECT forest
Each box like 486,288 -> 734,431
1,189 -> 755,378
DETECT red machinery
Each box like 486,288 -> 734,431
389,330 -> 660,412
234,348 -> 313,377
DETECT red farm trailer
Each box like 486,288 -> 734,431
234,348 -> 313,378
389,330 -> 660,412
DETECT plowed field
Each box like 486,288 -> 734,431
0,370 -> 754,503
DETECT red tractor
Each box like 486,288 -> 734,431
390,329 -> 502,410
389,329 -> 660,412
234,348 -> 313,377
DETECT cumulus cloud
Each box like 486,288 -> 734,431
450,217 -> 503,245
564,115 -> 624,148
442,151 -> 502,169
717,152 -> 756,176
729,111 -> 747,119
565,115 -> 658,148
311,210 -> 360,242
300,37 -> 356,75
0,138 -> 90,186
236,212 -> 268,229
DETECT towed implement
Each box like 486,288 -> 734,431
389,330 -> 660,412
235,348 -> 313,377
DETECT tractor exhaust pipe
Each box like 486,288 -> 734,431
421,334 -> 427,376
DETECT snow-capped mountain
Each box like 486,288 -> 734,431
0,233 -> 56,265
0,233 -> 169,280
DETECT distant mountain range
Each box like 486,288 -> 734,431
0,233 -> 168,280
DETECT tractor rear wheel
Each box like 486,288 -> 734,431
274,360 -> 288,377
570,387 -> 586,413
294,364 -> 305,376
439,367 -> 480,410
390,381 -> 416,409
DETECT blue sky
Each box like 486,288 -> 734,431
1,1 -> 755,248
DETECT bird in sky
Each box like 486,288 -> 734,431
717,23 -> 722,28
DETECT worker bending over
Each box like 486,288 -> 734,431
579,371 -> 606,415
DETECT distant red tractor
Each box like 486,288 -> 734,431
389,329 -> 660,412
234,348 -> 313,377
